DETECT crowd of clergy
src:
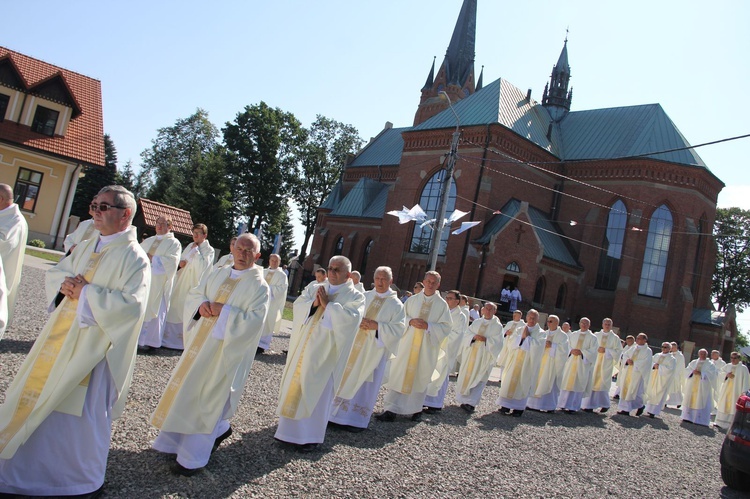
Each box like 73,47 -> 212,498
0,183 -> 748,497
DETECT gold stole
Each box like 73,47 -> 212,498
723,366 -> 736,413
265,270 -> 274,284
621,347 -> 642,400
591,335 -> 609,391
535,331 -> 555,390
461,322 -> 489,393
0,250 -> 106,453
506,329 -> 530,398
687,360 -> 705,410
147,237 -> 163,258
338,296 -> 386,391
401,297 -> 434,394
279,292 -> 338,418
563,333 -> 586,391
152,274 -> 242,427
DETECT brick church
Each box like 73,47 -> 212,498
303,0 -> 736,353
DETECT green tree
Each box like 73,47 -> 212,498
292,115 -> 363,259
190,149 -> 234,252
70,133 -> 117,219
223,102 -> 305,233
713,207 -> 750,313
259,204 -> 296,264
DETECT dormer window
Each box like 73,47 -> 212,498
0,93 -> 8,121
31,105 -> 58,136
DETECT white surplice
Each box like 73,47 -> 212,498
0,203 -> 27,333
259,267 -> 288,350
138,233 -> 182,348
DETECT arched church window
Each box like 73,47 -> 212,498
409,170 -> 456,255
506,261 -> 520,273
595,200 -> 627,290
533,276 -> 546,305
638,205 -> 673,298
334,236 -> 344,256
555,284 -> 566,309
361,239 -> 374,277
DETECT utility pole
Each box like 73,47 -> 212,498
427,92 -> 461,271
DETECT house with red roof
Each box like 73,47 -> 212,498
0,46 -> 104,248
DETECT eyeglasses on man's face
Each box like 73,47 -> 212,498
90,202 -> 127,213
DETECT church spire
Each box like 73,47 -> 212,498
542,35 -> 573,121
421,56 -> 436,91
414,0 -> 478,126
476,65 -> 484,91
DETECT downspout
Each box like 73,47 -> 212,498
53,162 -> 82,250
456,123 -> 491,289
474,244 -> 488,297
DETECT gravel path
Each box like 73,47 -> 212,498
0,263 -> 742,498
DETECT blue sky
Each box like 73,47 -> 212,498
5,0 -> 750,325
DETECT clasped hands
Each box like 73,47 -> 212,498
312,286 -> 329,309
360,318 -> 378,330
60,274 -> 88,300
199,301 -> 224,318
570,348 -> 582,356
409,318 -> 428,329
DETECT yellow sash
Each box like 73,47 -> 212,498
461,322 -> 489,393
723,366 -> 736,413
621,347 -> 642,400
401,297 -> 434,394
687,360 -> 705,410
279,293 -> 338,418
0,250 -> 106,453
152,274 -> 242,427
147,237 -> 163,258
592,335 -> 608,391
563,333 -> 586,391
265,270 -> 275,284
338,296 -> 386,391
505,329 -> 530,398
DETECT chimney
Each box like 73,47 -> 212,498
526,89 -> 532,102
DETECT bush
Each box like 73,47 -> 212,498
28,239 -> 46,248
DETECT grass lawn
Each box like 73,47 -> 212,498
26,249 -> 61,263
282,301 -> 294,321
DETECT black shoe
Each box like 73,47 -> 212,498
510,410 -> 523,417
65,484 -> 105,499
613,395 -> 620,400
460,404 -> 475,414
329,421 -> 365,433
282,349 -> 289,354
411,411 -> 423,422
171,462 -> 203,477
256,347 -> 266,355
526,407 -> 540,412
498,406 -> 510,414
422,406 -> 442,414
563,409 -> 576,414
375,410 -> 396,422
296,443 -> 319,453
617,410 -> 629,416
635,406 -> 645,416
676,404 -> 681,409
646,412 -> 655,418
599,407 -> 609,413
212,427 -> 232,454
582,408 -> 594,413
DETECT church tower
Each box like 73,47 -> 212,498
542,37 -> 573,121
413,0 -> 477,126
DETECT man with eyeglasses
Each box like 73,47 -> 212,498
258,253 -> 288,354
0,183 -> 28,340
150,233 -> 269,476
330,266 -> 405,431
666,342 -> 686,408
616,333 -> 653,416
497,309 -> 545,417
0,185 -> 150,497
424,290 -> 468,413
455,301 -> 503,413
581,318 -> 623,413
138,216 -> 182,352
163,223 -> 215,350
558,317 -> 598,413
643,342 -> 677,418
275,256 -> 364,452
681,348 -> 718,426
377,271 -> 451,422
527,315 -> 569,413
715,352 -> 750,429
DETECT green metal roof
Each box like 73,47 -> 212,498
473,198 -> 580,268
329,177 -> 390,219
319,180 -> 344,211
349,126 -> 407,168
691,308 -> 725,327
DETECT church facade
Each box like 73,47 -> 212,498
304,0 -> 734,354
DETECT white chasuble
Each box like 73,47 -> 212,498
277,281 -> 364,420
336,289 -> 405,400
385,292 -> 452,395
456,316 -> 503,396
532,328 -> 569,397
559,329 -> 598,394
683,359 -> 717,410
716,363 -> 750,423
0,227 -> 149,458
498,323 -> 545,401
644,353 -> 676,406
263,267 -> 289,336
617,344 -> 652,401
166,240 -> 215,325
589,330 -> 623,393
63,218 -> 98,253
427,306 -> 468,397
140,233 -> 182,321
0,203 -> 27,328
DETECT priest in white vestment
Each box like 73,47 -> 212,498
643,343 -> 677,418
0,185 -> 150,497
258,253 -> 288,353
681,349 -> 718,426
377,271 -> 451,422
0,183 -> 28,336
212,236 -> 236,270
351,270 -> 366,293
275,256 -> 364,452
496,309 -> 545,417
330,266 -> 404,430
0,264 -> 6,337
424,290 -> 467,412
711,350 -> 728,408
163,223 -> 214,350
455,302 -> 503,412
63,219 -> 97,254
151,233 -> 269,475
496,310 -> 524,378
138,216 -> 182,350
714,352 -> 750,429
558,318 -> 598,412
527,315 -> 569,412
666,342 -> 686,407
581,318 -> 623,413
616,333 -> 652,416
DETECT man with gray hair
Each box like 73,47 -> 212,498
330,266 -> 405,431
275,255 -> 364,451
0,185 -> 150,496
0,183 -> 28,339
258,253 -> 288,354
350,270 -> 366,293
558,317 -> 598,413
681,348 -> 717,426
527,314 -> 569,412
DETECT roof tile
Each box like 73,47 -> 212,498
138,198 -> 194,237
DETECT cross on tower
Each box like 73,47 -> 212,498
514,224 -> 526,243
